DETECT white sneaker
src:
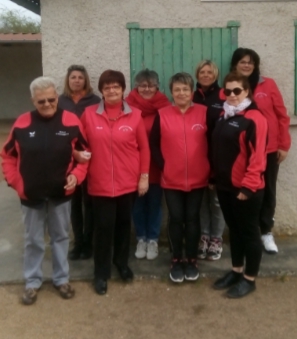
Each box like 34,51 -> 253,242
135,240 -> 147,259
261,233 -> 278,254
146,240 -> 158,260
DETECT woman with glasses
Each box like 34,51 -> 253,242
212,72 -> 268,298
230,48 -> 291,254
80,70 -> 150,295
126,69 -> 170,261
193,60 -> 225,262
59,65 -> 100,261
150,72 -> 209,283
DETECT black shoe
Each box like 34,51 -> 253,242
68,246 -> 82,261
227,278 -> 256,298
114,264 -> 134,282
94,279 -> 107,295
184,259 -> 199,281
80,247 -> 92,260
213,271 -> 243,290
169,259 -> 184,283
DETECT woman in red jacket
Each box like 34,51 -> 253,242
150,72 -> 209,283
212,72 -> 268,298
231,48 -> 291,254
126,69 -> 170,261
80,70 -> 150,295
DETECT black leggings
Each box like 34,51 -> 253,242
164,188 -> 205,259
92,192 -> 136,280
217,189 -> 264,277
259,152 -> 279,234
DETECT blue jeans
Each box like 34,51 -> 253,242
200,187 -> 225,239
132,184 -> 163,242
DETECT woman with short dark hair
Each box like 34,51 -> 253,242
212,72 -> 268,298
80,69 -> 150,295
126,69 -> 170,261
59,65 -> 100,261
150,72 -> 209,283
230,48 -> 291,254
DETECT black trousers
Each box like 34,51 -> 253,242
92,192 -> 136,280
217,189 -> 264,277
259,152 -> 279,234
164,188 -> 205,259
71,180 -> 93,249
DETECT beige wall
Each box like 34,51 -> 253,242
41,0 -> 297,234
0,43 -> 42,120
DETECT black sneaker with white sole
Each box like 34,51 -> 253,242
185,259 -> 199,281
169,259 -> 184,283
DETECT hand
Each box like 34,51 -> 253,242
208,184 -> 215,190
73,150 -> 91,164
277,149 -> 288,164
64,174 -> 78,191
138,177 -> 149,196
237,192 -> 248,200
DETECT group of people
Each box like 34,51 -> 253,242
0,47 -> 291,305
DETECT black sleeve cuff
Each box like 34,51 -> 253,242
240,187 -> 254,199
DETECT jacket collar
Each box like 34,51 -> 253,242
96,100 -> 132,115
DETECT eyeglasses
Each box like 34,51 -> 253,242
138,84 -> 157,90
37,98 -> 56,105
102,85 -> 122,92
238,61 -> 254,66
223,88 -> 244,96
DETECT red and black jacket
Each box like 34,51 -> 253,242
211,103 -> 268,198
1,109 -> 88,207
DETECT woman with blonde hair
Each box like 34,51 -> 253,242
193,60 -> 225,261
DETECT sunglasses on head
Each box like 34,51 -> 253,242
37,98 -> 56,105
223,87 -> 244,96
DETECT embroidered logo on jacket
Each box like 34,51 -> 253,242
191,124 -> 204,131
29,131 -> 35,137
119,125 -> 133,132
56,131 -> 69,136
96,126 -> 103,130
255,92 -> 267,99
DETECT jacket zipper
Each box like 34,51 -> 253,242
183,114 -> 188,190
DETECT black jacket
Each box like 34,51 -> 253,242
193,81 -> 225,134
58,93 -> 101,118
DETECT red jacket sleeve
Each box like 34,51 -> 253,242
240,111 -> 268,197
136,118 -> 150,174
270,79 -> 291,151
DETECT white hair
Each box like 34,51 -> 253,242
30,76 -> 57,97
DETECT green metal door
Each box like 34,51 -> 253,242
127,21 -> 240,98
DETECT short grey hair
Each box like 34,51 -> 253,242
134,69 -> 159,88
169,72 -> 194,92
30,76 -> 57,97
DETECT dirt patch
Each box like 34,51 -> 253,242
0,278 -> 296,339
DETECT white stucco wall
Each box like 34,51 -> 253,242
0,43 -> 42,119
41,0 -> 297,234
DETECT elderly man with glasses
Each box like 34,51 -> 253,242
1,76 -> 88,305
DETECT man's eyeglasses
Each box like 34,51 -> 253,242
223,88 -> 244,96
37,98 -> 56,105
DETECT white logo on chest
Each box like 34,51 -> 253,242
255,92 -> 267,99
56,131 -> 69,136
119,125 -> 133,132
29,131 -> 35,137
229,121 -> 239,128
